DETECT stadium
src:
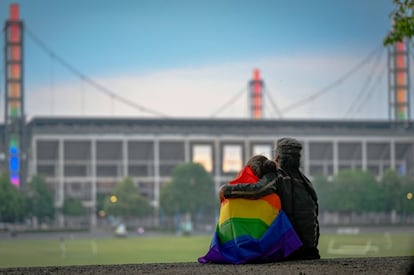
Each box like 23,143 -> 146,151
2,4 -> 414,227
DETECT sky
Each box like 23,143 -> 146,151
0,0 -> 401,121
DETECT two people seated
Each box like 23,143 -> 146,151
199,138 -> 320,264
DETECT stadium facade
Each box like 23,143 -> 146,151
9,117 -> 413,226
2,4 -> 414,227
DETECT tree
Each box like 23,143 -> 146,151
379,170 -> 403,212
104,177 -> 152,220
384,0 -> 414,45
26,175 -> 55,222
312,173 -> 335,212
330,170 -> 381,213
400,176 -> 414,214
0,173 -> 26,222
62,198 -> 86,217
159,163 -> 216,221
96,193 -> 106,213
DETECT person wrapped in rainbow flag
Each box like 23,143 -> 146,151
198,155 -> 302,264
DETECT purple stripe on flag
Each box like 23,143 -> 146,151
198,210 -> 302,264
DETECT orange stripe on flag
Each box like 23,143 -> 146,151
219,198 -> 279,226
261,194 -> 281,209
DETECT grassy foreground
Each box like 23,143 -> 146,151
0,233 -> 413,268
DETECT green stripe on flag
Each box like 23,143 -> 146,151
218,217 -> 269,243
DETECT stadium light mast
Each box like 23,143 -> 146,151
4,4 -> 26,187
249,69 -> 264,120
388,40 -> 411,122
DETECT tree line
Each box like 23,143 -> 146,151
0,163 -> 216,225
1,165 -> 413,225
313,169 -> 414,214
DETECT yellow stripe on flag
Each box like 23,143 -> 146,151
219,198 -> 279,227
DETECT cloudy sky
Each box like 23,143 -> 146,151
0,0 -> 400,121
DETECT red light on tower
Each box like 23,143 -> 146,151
249,69 -> 263,119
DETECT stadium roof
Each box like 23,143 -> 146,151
25,116 -> 414,137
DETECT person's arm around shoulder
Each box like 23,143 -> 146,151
219,172 -> 278,200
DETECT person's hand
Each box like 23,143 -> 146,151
218,184 -> 226,202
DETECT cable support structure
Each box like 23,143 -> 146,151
210,87 -> 246,117
25,27 -> 168,118
263,86 -> 283,119
280,45 -> 385,114
351,67 -> 385,117
344,47 -> 385,118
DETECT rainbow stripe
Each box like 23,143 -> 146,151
199,193 -> 302,264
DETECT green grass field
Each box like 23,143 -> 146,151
0,233 -> 413,268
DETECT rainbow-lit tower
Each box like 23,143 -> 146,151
249,69 -> 264,120
4,4 -> 25,187
388,40 -> 411,121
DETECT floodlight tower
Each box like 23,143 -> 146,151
4,4 -> 26,187
388,40 -> 411,121
249,69 -> 264,119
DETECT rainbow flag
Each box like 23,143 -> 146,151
198,166 -> 302,264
